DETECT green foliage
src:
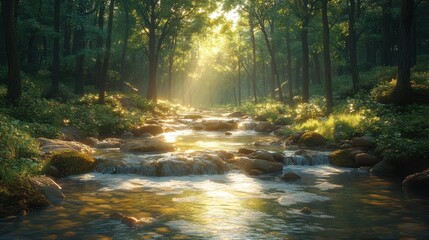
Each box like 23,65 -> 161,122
0,114 -> 41,181
294,97 -> 326,122
48,151 -> 95,178
238,99 -> 287,122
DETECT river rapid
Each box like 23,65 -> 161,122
1,111 -> 428,239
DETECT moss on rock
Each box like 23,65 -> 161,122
48,151 -> 95,177
329,150 -> 358,168
0,178 -> 50,218
299,131 -> 326,147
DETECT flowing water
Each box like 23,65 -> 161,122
1,111 -> 429,239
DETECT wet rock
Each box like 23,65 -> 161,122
233,157 -> 283,174
95,138 -> 124,149
132,124 -> 164,136
287,131 -> 305,145
255,122 -> 274,133
355,153 -> 380,167
141,133 -> 153,138
299,131 -> 326,147
48,151 -> 96,177
238,148 -> 256,155
29,176 -> 65,204
145,119 -> 160,124
227,111 -> 246,118
329,150 -> 357,168
358,166 -> 371,173
155,154 -> 230,176
110,212 -> 153,228
38,137 -> 93,154
300,207 -> 312,215
272,152 -> 285,162
280,172 -> 301,181
121,131 -> 134,138
225,131 -> 232,136
45,166 -> 60,178
248,150 -> 276,162
240,122 -> 256,130
215,150 -> 235,161
183,114 -> 203,120
164,127 -> 176,133
60,126 -> 84,141
121,138 -> 175,153
351,136 -> 376,148
370,159 -> 397,177
402,169 -> 429,196
202,120 -> 238,131
192,123 -> 205,131
82,137 -> 99,147
248,169 -> 264,176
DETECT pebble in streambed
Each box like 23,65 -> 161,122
110,212 -> 154,228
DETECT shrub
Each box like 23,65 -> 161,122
48,151 -> 95,177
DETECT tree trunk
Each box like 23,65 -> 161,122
380,0 -> 394,66
147,23 -> 158,101
313,52 -> 322,84
410,8 -> 416,67
249,16 -> 258,104
94,3 -> 105,90
167,53 -> 174,101
393,0 -> 414,105
348,0 -> 359,90
73,26 -> 85,95
119,1 -> 130,91
301,17 -> 310,103
99,0 -> 115,104
27,33 -> 36,65
63,0 -> 73,56
2,0 -> 21,102
286,30 -> 293,106
51,0 -> 60,93
238,55 -> 242,106
295,57 -> 301,89
322,0 -> 333,113
259,19 -> 283,101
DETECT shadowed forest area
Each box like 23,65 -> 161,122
1,0 -> 429,239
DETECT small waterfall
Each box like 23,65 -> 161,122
283,150 -> 330,166
95,153 -> 230,177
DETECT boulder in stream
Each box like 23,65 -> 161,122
248,150 -> 276,162
402,169 -> 429,196
95,138 -> 124,149
355,153 -> 380,167
38,137 -> 93,154
202,120 -> 238,131
299,131 -> 326,147
328,150 -> 358,168
280,172 -> 302,181
255,122 -> 274,133
121,138 -> 175,153
132,124 -> 164,136
232,157 -> 283,174
29,176 -> 65,204
227,111 -> 246,118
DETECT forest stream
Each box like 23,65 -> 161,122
1,111 -> 429,240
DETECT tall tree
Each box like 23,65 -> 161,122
51,0 -> 61,93
253,0 -> 283,102
119,0 -> 130,91
322,0 -> 333,113
99,0 -> 115,104
393,0 -> 414,105
2,0 -> 21,102
292,0 -> 315,103
94,3 -> 105,90
348,0 -> 360,90
248,12 -> 258,104
135,0 -> 210,102
286,30 -> 294,106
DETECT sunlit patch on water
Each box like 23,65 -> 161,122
277,192 -> 330,206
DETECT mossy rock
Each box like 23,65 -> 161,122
299,131 -> 326,147
0,178 -> 50,218
329,150 -> 358,168
48,151 -> 95,177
